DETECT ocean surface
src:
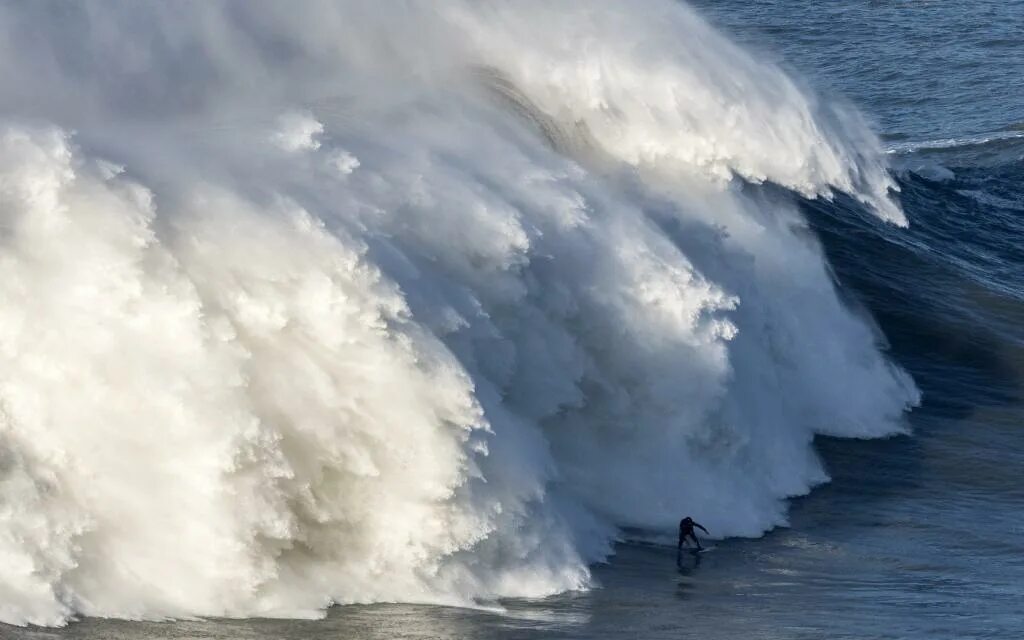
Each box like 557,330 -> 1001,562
2,1 -> 1023,639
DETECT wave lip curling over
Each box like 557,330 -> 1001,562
0,0 -> 918,626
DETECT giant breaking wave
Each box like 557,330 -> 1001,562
0,0 -> 918,626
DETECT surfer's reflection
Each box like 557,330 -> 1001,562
678,550 -> 702,570
675,552 -> 701,599
676,548 -> 703,571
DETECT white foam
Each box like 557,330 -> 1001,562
271,111 -> 325,152
0,0 -> 918,626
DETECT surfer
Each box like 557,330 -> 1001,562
678,516 -> 709,552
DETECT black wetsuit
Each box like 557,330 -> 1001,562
678,518 -> 709,551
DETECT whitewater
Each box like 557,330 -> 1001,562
0,0 -> 919,626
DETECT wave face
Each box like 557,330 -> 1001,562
0,0 -> 919,626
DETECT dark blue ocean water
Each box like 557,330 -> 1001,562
8,2 -> 1023,639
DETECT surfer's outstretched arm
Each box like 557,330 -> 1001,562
694,522 -> 709,534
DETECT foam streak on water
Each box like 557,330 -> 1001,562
0,0 -> 917,626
